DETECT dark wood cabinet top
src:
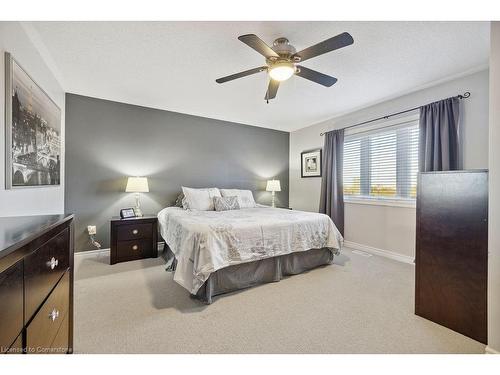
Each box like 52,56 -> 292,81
0,214 -> 74,263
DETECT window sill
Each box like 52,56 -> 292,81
344,197 -> 416,208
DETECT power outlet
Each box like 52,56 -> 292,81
87,225 -> 97,235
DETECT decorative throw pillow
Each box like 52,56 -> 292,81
181,187 -> 221,211
219,189 -> 257,208
213,196 -> 240,211
174,193 -> 184,207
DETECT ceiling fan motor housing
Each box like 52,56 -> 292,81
271,37 -> 297,58
266,37 -> 298,72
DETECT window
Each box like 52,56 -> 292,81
343,117 -> 419,203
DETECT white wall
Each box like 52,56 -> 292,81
290,69 -> 489,259
488,21 -> 500,354
0,22 -> 65,216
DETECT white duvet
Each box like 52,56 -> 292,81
158,206 -> 343,294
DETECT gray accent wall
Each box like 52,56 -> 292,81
65,94 -> 289,252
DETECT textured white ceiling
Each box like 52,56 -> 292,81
29,21 -> 489,132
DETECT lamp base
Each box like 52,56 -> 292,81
271,191 -> 276,208
134,193 -> 144,217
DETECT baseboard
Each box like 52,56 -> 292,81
485,346 -> 500,354
74,248 -> 109,257
344,240 -> 415,265
75,241 -> 164,257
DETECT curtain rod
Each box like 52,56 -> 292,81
320,92 -> 471,136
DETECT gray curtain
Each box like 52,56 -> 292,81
319,129 -> 344,235
419,97 -> 460,172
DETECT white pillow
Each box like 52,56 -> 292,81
219,189 -> 256,208
181,187 -> 221,211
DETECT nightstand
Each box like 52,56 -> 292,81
110,215 -> 158,265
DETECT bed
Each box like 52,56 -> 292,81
158,205 -> 343,304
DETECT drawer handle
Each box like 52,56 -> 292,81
132,229 -> 139,235
47,257 -> 59,270
49,309 -> 60,322
132,245 -> 139,250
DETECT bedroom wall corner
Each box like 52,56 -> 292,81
0,21 -> 65,216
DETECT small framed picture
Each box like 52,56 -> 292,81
301,149 -> 322,178
120,208 -> 137,219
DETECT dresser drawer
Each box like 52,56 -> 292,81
24,228 -> 70,321
116,223 -> 153,241
26,271 -> 69,354
0,261 -> 23,354
6,334 -> 23,354
116,239 -> 153,262
50,311 -> 69,354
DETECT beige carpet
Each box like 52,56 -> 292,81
74,248 -> 485,354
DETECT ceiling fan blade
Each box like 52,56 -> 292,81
238,34 -> 280,59
295,66 -> 338,87
293,32 -> 354,62
265,79 -> 280,100
216,66 -> 267,84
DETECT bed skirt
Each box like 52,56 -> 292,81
164,245 -> 336,304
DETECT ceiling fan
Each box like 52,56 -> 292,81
215,32 -> 354,102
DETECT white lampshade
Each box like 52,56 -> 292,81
266,179 -> 281,192
125,177 -> 149,193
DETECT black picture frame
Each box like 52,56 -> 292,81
301,149 -> 322,178
4,52 -> 62,189
120,208 -> 137,219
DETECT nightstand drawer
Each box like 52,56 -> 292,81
116,239 -> 153,262
116,223 -> 153,241
110,215 -> 158,265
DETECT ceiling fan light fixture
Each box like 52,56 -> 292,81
269,62 -> 295,82
216,32 -> 353,100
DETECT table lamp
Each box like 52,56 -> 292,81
266,179 -> 281,208
125,176 -> 149,217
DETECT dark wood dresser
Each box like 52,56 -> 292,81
0,214 -> 74,354
110,215 -> 158,265
415,170 -> 488,344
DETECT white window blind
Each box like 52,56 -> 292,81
343,118 -> 419,202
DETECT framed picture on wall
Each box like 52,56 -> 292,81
301,149 -> 322,178
4,52 -> 61,188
